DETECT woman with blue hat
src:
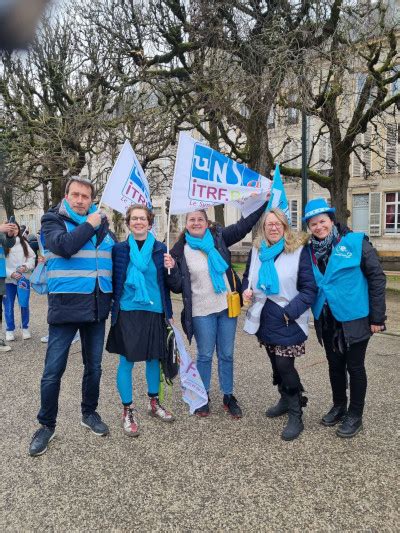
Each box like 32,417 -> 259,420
304,198 -> 386,438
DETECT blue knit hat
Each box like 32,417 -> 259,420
302,198 -> 335,222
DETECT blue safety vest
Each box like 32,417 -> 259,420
0,244 -> 6,278
311,232 -> 369,322
45,221 -> 114,294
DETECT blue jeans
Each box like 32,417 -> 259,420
116,355 -> 160,404
3,283 -> 29,331
37,321 -> 106,428
192,309 -> 237,395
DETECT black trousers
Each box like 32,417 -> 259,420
265,346 -> 301,392
322,329 -> 369,417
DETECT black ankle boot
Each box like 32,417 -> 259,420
281,389 -> 304,441
321,404 -> 347,427
336,414 -> 363,438
266,385 -> 288,418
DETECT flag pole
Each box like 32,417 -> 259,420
248,250 -> 256,290
166,207 -> 172,274
96,189 -> 105,213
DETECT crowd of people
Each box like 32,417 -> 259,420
0,177 -> 386,457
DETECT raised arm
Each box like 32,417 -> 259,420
221,201 -> 268,248
42,213 -> 96,259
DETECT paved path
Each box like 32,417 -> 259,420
0,294 -> 398,531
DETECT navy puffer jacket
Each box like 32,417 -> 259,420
242,245 -> 317,346
110,239 -> 173,326
41,204 -> 116,325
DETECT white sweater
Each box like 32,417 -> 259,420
6,237 -> 36,284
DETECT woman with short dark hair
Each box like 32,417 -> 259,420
106,204 -> 174,437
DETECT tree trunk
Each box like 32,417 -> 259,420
51,176 -> 68,206
43,181 -> 50,213
112,211 -> 125,241
1,185 -> 14,219
209,116 -> 225,227
214,204 -> 225,226
329,156 -> 351,224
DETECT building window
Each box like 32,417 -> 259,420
267,107 -> 275,129
385,192 -> 400,234
290,200 -> 298,230
287,106 -> 299,125
386,124 -> 399,173
177,215 -> 186,232
153,207 -> 162,237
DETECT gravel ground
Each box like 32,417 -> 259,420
0,293 -> 398,531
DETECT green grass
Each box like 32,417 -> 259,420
232,262 -> 246,273
386,274 -> 400,281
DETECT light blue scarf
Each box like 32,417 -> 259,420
257,238 -> 285,295
126,232 -> 155,304
63,199 -> 98,245
185,228 -> 228,294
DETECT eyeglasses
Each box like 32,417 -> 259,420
130,216 -> 148,222
266,222 -> 283,229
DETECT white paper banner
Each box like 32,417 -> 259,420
172,325 -> 208,414
100,140 -> 152,214
169,133 -> 271,215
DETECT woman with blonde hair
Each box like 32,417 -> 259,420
242,208 -> 317,440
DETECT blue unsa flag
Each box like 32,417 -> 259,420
266,164 -> 291,224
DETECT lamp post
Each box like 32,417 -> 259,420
301,109 -> 308,231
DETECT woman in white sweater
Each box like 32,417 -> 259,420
4,223 -> 35,340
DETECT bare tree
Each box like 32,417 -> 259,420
0,6 -> 118,208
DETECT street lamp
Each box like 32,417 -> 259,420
301,109 -> 308,231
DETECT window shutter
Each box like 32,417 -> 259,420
369,192 -> 382,236
353,135 -> 361,176
364,126 -> 371,174
386,124 -> 397,173
290,199 -> 299,230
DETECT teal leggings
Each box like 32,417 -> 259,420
117,355 -> 160,404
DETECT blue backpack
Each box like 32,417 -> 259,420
30,262 -> 48,295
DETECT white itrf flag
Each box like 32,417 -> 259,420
169,133 -> 271,216
172,325 -> 208,415
100,140 -> 152,214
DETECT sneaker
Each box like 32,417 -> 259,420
81,412 -> 109,436
0,339 -> 11,352
336,414 -> 363,438
148,397 -> 175,423
22,328 -> 31,340
41,335 -> 49,343
71,331 -> 80,344
223,394 -> 243,419
5,331 -> 15,342
194,402 -> 210,417
122,406 -> 140,437
29,425 -> 55,457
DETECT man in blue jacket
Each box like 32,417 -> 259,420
29,177 -> 116,457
